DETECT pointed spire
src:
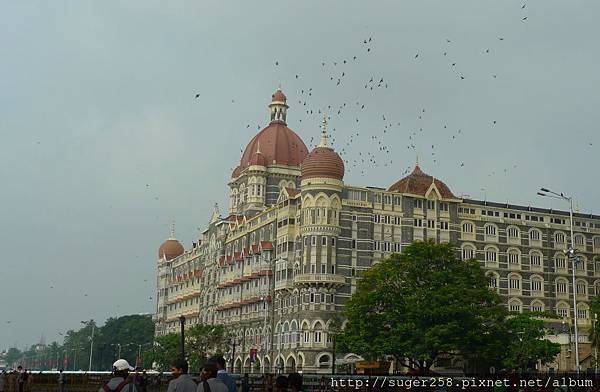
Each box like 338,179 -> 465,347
169,221 -> 176,239
256,140 -> 261,154
416,155 -> 420,167
318,114 -> 330,147
210,203 -> 221,223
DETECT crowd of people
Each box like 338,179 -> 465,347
0,356 -> 305,392
0,366 -> 34,392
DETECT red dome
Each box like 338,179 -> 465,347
302,146 -> 344,181
158,239 -> 184,260
240,122 -> 308,168
271,89 -> 287,102
248,151 -> 268,166
231,166 -> 241,178
388,165 -> 456,198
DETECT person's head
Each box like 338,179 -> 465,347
200,362 -> 218,381
288,373 -> 302,392
113,359 -> 134,378
275,375 -> 288,391
170,358 -> 188,378
59,369 -> 63,373
17,366 -> 22,371
209,355 -> 226,370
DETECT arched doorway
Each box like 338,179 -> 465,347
286,355 -> 296,373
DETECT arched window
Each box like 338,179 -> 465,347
485,246 -> 498,263
556,302 -> 569,318
576,279 -> 587,296
556,278 -> 569,294
508,298 -> 522,313
485,224 -> 498,236
507,226 -> 520,240
555,232 -> 566,245
529,229 -> 542,242
529,251 -> 543,267
555,253 -> 567,269
462,244 -> 476,260
530,275 -> 543,293
577,303 -> 589,319
462,221 -> 474,234
530,300 -> 544,312
508,273 -> 521,292
507,248 -> 520,266
487,272 -> 499,290
574,234 -> 585,247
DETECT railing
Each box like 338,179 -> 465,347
294,273 -> 345,285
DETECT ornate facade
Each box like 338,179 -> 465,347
154,89 -> 600,373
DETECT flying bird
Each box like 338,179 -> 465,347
195,93 -> 200,98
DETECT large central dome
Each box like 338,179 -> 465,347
238,89 -> 308,169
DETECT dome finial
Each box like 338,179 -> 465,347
318,114 -> 329,147
256,140 -> 261,154
416,155 -> 420,167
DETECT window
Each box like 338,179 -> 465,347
594,237 -> 600,249
303,331 -> 310,343
321,237 -> 327,246
574,234 -> 585,246
331,237 -> 336,247
555,232 -> 565,244
576,281 -> 587,295
462,245 -> 475,260
530,229 -> 541,241
485,225 -> 497,236
352,214 -> 357,222
556,280 -> 568,294
427,220 -> 435,229
485,248 -> 498,262
414,218 -> 423,227
509,276 -> 521,290
509,300 -> 522,313
314,331 -> 322,344
462,222 -> 474,233
507,226 -> 520,239
557,306 -> 569,319
530,253 -> 542,267
415,199 -> 423,209
531,302 -> 544,312
320,264 -> 326,274
531,279 -> 543,292
351,239 -> 357,249
556,255 -> 566,269
577,308 -> 588,319
427,200 -> 436,210
439,202 -> 449,212
508,250 -> 520,265
439,221 -> 449,230
311,236 -> 316,246
488,274 -> 498,288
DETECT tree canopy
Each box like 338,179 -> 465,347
336,240 -> 560,374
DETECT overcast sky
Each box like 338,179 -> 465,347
1,0 -> 599,351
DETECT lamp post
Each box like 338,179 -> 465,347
81,320 -> 95,371
178,315 -> 186,359
537,187 -> 580,374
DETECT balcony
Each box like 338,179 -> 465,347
294,273 -> 346,285
275,279 -> 295,290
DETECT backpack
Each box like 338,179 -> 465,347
102,380 -> 131,392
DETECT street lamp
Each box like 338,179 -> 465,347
81,320 -> 95,371
538,187 -> 580,374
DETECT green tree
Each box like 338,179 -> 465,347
336,241 -> 508,374
4,347 -> 22,368
186,324 -> 231,372
502,313 -> 561,372
144,333 -> 180,371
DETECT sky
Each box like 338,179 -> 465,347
1,0 -> 599,350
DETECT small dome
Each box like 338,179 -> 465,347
271,89 -> 287,102
388,164 -> 456,198
231,166 -> 241,178
158,238 -> 184,260
302,146 -> 344,181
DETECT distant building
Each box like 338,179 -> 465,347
154,89 -> 600,373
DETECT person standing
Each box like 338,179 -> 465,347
99,359 -> 137,392
16,366 -> 26,392
196,363 -> 227,392
166,359 -> 196,392
57,369 -> 67,392
208,357 -> 235,392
